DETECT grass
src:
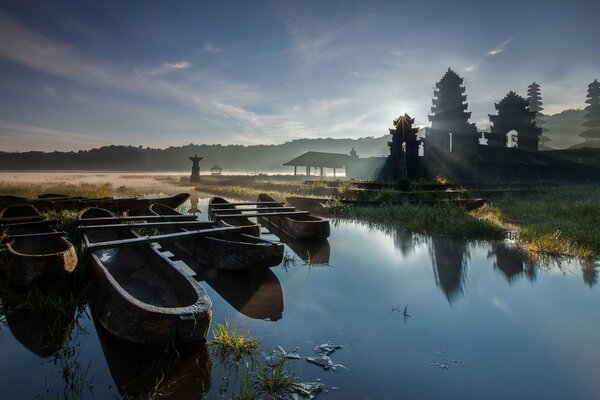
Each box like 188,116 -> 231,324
212,320 -> 259,360
472,184 -> 600,258
351,204 -> 506,240
43,210 -> 79,236
195,184 -> 291,202
0,182 -> 113,198
255,356 -> 295,398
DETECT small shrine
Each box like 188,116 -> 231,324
488,91 -> 541,152
189,154 -> 203,183
388,113 -> 420,179
210,165 -> 222,176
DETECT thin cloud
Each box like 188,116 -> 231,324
465,39 -> 512,72
0,119 -> 121,151
486,40 -> 511,56
135,61 -> 191,76
203,41 -> 222,54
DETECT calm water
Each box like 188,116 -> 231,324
1,195 -> 598,399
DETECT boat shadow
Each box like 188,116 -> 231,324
198,267 -> 284,321
93,317 -> 211,399
263,224 -> 330,265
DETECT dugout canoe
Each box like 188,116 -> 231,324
208,197 -> 262,237
148,203 -> 284,270
78,207 -> 211,345
0,192 -> 190,213
257,194 -> 330,240
0,204 -> 78,287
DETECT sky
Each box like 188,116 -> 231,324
0,0 -> 598,152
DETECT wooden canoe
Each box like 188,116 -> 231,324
0,204 -> 78,287
148,203 -> 284,270
78,207 -> 211,345
208,197 -> 262,237
257,194 -> 330,240
0,192 -> 190,213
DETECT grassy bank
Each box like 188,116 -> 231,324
0,181 -> 134,198
350,204 -> 506,240
194,176 -> 599,258
473,184 -> 600,258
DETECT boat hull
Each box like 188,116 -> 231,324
208,197 -> 262,237
87,249 -> 211,345
3,237 -> 78,287
149,204 -> 283,270
0,193 -> 190,213
80,207 -> 211,345
257,194 -> 330,240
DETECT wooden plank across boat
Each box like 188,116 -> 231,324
257,194 -> 330,240
78,207 -> 212,345
0,204 -> 78,287
0,192 -> 190,213
208,197 -> 262,237
147,203 -> 284,270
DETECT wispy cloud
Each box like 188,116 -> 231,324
465,38 -> 512,72
0,12 -> 267,130
0,119 -> 121,151
135,61 -> 191,76
203,41 -> 222,54
486,40 -> 511,56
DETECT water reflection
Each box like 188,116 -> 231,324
488,243 -> 537,283
201,268 -> 284,321
0,287 -> 76,358
428,237 -> 469,303
264,223 -> 330,264
581,259 -> 598,287
188,191 -> 200,215
94,318 -> 211,399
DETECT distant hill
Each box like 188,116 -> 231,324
0,136 -> 392,173
569,140 -> 600,149
543,109 -> 586,149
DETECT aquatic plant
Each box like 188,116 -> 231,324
212,320 -> 259,360
255,356 -> 296,398
281,251 -> 298,271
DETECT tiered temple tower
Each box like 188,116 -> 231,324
579,79 -> 600,142
488,91 -> 541,152
388,113 -> 420,179
426,68 -> 479,157
527,82 -> 549,146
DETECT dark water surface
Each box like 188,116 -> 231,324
1,195 -> 598,399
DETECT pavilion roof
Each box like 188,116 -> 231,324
283,151 -> 353,168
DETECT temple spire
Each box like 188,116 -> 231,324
579,79 -> 600,141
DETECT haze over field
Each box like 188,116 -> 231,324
0,0 -> 598,152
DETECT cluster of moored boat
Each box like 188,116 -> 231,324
0,192 -> 330,346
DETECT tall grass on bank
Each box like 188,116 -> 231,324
351,204 -> 506,239
473,184 -> 600,258
0,182 -> 113,198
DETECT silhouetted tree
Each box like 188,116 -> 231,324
579,79 -> 600,141
527,82 -> 550,146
